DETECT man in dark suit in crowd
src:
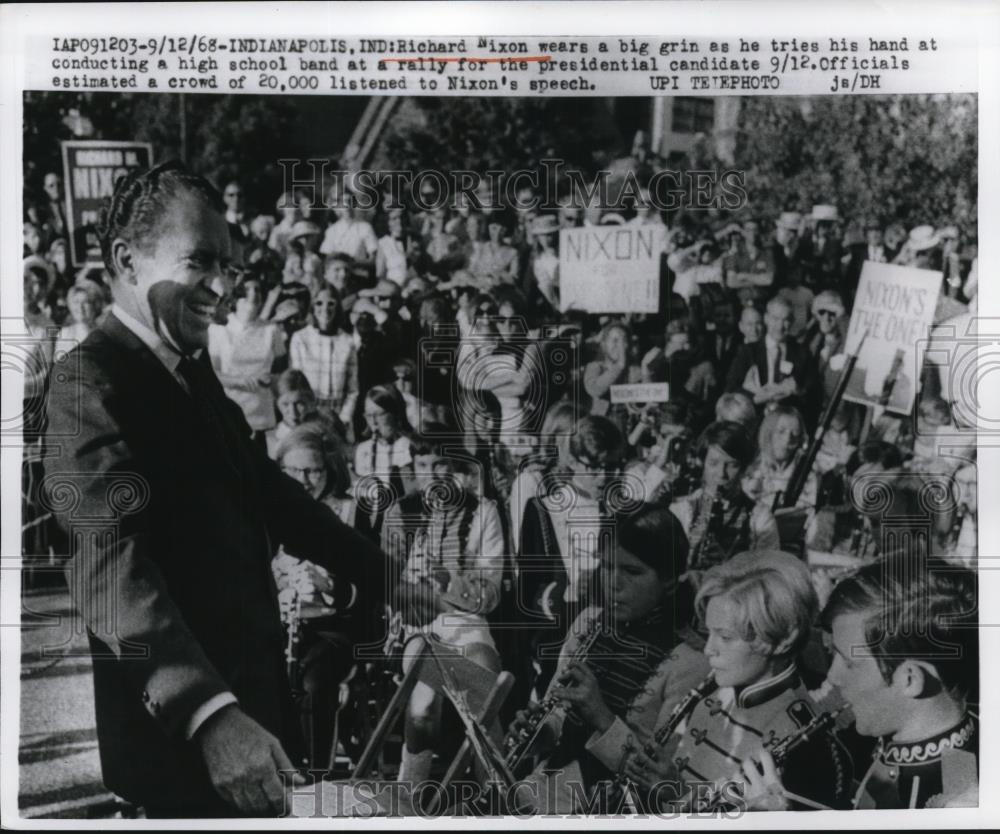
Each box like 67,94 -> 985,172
844,218 -> 886,304
724,296 -> 815,420
44,162 -> 390,818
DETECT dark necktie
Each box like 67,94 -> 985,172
176,355 -> 240,470
771,342 -> 784,384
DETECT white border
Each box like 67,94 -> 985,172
2,1 -> 998,829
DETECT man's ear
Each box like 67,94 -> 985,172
893,660 -> 942,699
111,238 -> 137,284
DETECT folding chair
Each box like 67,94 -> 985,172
346,635 -> 515,815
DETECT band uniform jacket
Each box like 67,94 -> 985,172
854,713 -> 978,809
522,607 -> 711,814
662,663 -> 853,810
43,312 -> 389,808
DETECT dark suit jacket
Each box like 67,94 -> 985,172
43,313 -> 389,808
723,338 -> 815,403
706,331 -> 743,376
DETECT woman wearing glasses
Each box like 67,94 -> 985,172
289,285 -> 359,431
273,423 -> 365,768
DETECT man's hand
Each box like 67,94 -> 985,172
739,749 -> 790,811
551,661 -> 615,734
194,704 -> 305,815
623,745 -> 674,793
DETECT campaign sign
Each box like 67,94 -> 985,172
61,140 -> 154,267
610,383 -> 670,404
559,224 -> 664,313
842,261 -> 943,415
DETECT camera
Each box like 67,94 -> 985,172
417,318 -> 582,439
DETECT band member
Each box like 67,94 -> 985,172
354,385 -> 415,537
381,433 -> 505,790
623,550 -> 852,812
668,421 -> 779,573
508,505 -> 708,813
44,162 -> 388,817
518,415 -> 625,695
740,558 -> 978,810
743,404 -> 818,514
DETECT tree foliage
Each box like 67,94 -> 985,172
733,94 -> 977,235
23,92 -> 304,212
372,97 -> 623,177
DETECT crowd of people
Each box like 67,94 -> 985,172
23,158 -> 980,815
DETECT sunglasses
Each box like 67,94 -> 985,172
815,309 -> 840,318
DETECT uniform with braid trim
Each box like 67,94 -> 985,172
657,663 -> 853,810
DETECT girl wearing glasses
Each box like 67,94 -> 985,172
289,286 -> 359,431
273,423 -> 365,768
353,385 -> 415,537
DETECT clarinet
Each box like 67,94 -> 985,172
692,704 -> 849,812
606,672 -> 718,812
283,591 -> 304,688
689,495 -> 724,570
503,617 -> 604,775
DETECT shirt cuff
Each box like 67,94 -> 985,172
585,716 -> 635,771
185,692 -> 238,740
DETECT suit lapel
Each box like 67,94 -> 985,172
100,312 -> 241,476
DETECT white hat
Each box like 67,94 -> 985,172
811,204 -> 839,222
776,211 -> 802,231
908,225 -> 939,252
290,220 -> 321,240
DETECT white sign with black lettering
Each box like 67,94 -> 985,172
610,383 -> 670,404
559,225 -> 664,313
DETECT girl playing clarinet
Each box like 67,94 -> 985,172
622,550 -> 852,812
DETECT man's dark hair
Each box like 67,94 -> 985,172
821,558 -> 978,702
608,504 -> 690,581
98,160 -> 224,276
696,420 -> 755,467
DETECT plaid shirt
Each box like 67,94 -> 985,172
288,326 -> 358,422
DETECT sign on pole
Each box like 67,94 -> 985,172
559,224 -> 664,313
609,383 -> 670,404
842,261 -> 943,415
61,140 -> 154,267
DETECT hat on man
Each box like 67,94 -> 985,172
908,225 -> 940,252
530,214 -> 560,236
290,220 -> 321,241
811,204 -> 839,222
776,211 -> 802,231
